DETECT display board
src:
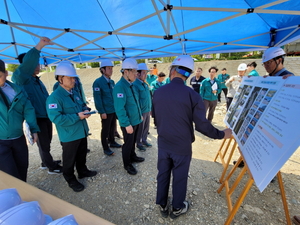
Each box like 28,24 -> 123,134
224,76 -> 300,192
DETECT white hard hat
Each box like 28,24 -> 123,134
48,214 -> 78,225
0,188 -> 22,214
262,47 -> 286,63
100,59 -> 113,68
0,201 -> 47,225
237,63 -> 247,71
55,61 -> 78,79
137,63 -> 148,71
122,58 -> 138,70
171,55 -> 194,77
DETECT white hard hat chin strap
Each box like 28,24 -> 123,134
270,59 -> 279,76
125,70 -> 131,82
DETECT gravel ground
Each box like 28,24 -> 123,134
26,101 -> 300,225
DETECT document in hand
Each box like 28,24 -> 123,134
23,121 -> 34,145
211,82 -> 218,95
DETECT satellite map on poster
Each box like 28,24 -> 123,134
224,76 -> 300,192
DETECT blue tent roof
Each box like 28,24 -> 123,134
1,0 -> 300,64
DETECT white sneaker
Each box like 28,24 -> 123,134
170,201 -> 189,219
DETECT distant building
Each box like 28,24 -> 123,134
285,40 -> 300,56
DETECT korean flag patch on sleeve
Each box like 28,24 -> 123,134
94,87 -> 100,91
117,93 -> 124,98
49,103 -> 57,109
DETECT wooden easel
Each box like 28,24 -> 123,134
216,149 -> 291,225
213,136 -> 238,183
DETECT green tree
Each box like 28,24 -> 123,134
7,64 -> 19,72
162,56 -> 176,63
90,62 -> 100,68
75,63 -> 85,69
137,59 -> 145,63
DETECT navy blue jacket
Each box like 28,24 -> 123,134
152,77 -> 225,155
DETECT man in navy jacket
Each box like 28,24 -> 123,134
152,55 -> 232,219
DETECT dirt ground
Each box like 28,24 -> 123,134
24,68 -> 300,225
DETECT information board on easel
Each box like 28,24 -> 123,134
224,76 -> 300,192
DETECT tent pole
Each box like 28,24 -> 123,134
51,31 -> 67,41
74,11 -> 162,50
6,23 -> 69,50
174,13 -> 245,38
151,0 -> 168,35
276,27 -> 300,47
0,44 -> 13,53
72,32 -> 121,59
4,0 -> 18,57
190,44 -> 223,55
0,53 -> 16,59
257,0 -> 289,9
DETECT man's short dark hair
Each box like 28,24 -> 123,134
99,66 -> 106,74
17,53 -> 26,64
0,59 -> 5,73
274,56 -> 285,65
208,66 -> 218,73
222,68 -> 226,71
247,62 -> 257,68
158,72 -> 166,77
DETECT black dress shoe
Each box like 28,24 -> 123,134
132,156 -> 145,163
87,148 -> 91,153
68,180 -> 85,192
41,160 -> 62,169
110,142 -> 122,148
78,170 -> 97,179
124,164 -> 137,175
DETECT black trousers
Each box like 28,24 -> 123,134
0,135 -> 28,181
227,97 -> 233,110
36,118 -> 56,170
61,137 -> 89,183
156,150 -> 191,209
218,88 -> 228,102
101,113 -> 116,150
121,124 -> 139,167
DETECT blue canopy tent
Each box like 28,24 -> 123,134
1,0 -> 300,65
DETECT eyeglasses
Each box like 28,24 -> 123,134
262,59 -> 274,67
131,69 -> 137,74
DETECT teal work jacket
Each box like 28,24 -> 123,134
46,85 -> 89,142
146,74 -> 157,86
217,73 -> 230,89
150,80 -> 166,95
113,77 -> 142,127
133,79 -> 151,114
248,70 -> 260,76
0,81 -> 39,139
200,78 -> 222,101
12,47 -> 49,118
53,77 -> 87,103
92,75 -> 115,114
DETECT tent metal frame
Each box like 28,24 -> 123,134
1,0 -> 300,63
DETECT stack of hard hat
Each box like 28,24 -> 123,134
0,188 -> 22,214
0,201 -> 52,225
0,188 -> 79,225
48,215 -> 78,225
